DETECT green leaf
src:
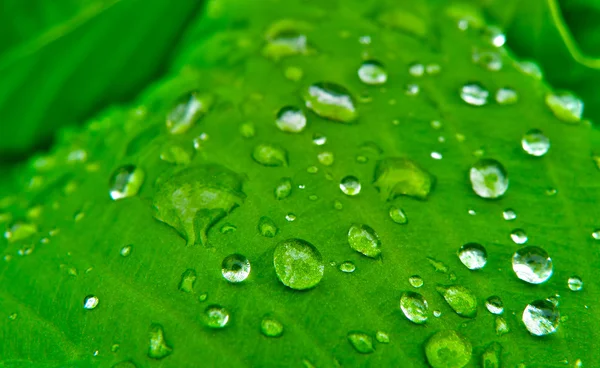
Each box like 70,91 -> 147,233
1,0 -> 599,367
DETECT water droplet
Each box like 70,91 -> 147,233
400,291 -> 429,324
260,316 -> 284,337
273,239 -> 324,290
436,285 -> 478,318
516,60 -> 543,79
425,330 -> 472,368
469,159 -> 509,199
473,50 -> 502,71
153,165 -> 245,246
160,145 -> 192,165
303,82 -> 357,123
502,209 -> 516,221
495,87 -> 518,105
252,143 -> 288,167
522,299 -> 560,336
348,224 -> 381,258
482,342 -> 502,368
487,25 -> 506,47
312,133 -> 327,145
263,21 -> 309,60
374,158 -> 435,200
512,246 -> 553,284
109,165 -> 145,200
333,200 -> 343,210
521,129 -> 550,157
204,305 -> 230,328
166,92 -> 212,134
178,269 -> 197,293
510,229 -> 528,244
545,92 -> 583,123
198,293 -> 208,302
485,296 -> 504,315
83,295 -> 99,310
306,166 -> 318,174
221,254 -> 251,283
339,261 -> 356,273
285,213 -> 296,222
431,152 -> 443,160
358,60 -> 388,85
426,63 -> 441,75
258,216 -> 278,237
274,177 -> 292,200
409,275 -> 424,288
495,316 -> 510,336
433,310 -> 442,318
389,206 -> 408,224
568,276 -> 583,291
340,176 -> 361,196
239,122 -> 256,138
408,63 -> 425,77
457,243 -> 487,270
317,151 -> 334,166
593,229 -> 600,240
276,106 -> 307,133
148,324 -> 172,359
460,83 -> 489,106
405,83 -> 420,96
4,222 -> 38,243
374,331 -> 390,344
347,332 -> 375,354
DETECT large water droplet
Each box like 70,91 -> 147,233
166,92 -> 212,134
152,165 -> 245,246
276,106 -> 307,133
485,296 -> 504,315
358,60 -> 388,85
568,276 -> 583,291
457,243 -> 487,270
522,299 -> 560,336
348,224 -> 381,258
347,332 -> 375,354
221,254 -> 251,283
469,159 -> 509,199
510,229 -> 528,244
109,165 -> 145,200
273,239 -> 324,290
425,330 -> 472,368
512,246 -> 553,284
261,316 -> 284,337
545,92 -> 583,123
148,324 -> 173,359
460,83 -> 489,106
252,143 -> 288,167
521,129 -> 550,157
340,176 -> 361,196
83,295 -> 99,310
400,291 -> 429,324
303,82 -> 357,123
436,285 -> 478,318
373,158 -> 435,200
258,216 -> 278,237
389,206 -> 408,224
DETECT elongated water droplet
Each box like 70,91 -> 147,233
221,254 -> 251,283
400,292 -> 429,324
340,176 -> 361,196
178,269 -> 197,293
275,177 -> 292,200
436,285 -> 478,318
568,276 -> 583,291
148,324 -> 172,359
252,143 -> 288,167
303,82 -> 357,123
593,229 -> 600,240
358,60 -> 388,85
261,316 -> 284,337
502,209 -> 516,221
512,246 -> 553,284
109,165 -> 145,200
510,229 -> 528,244
374,158 -> 434,200
485,296 -> 504,315
389,206 -> 408,224
339,261 -> 356,273
204,305 -> 230,328
545,91 -> 583,123
285,213 -> 296,222
120,244 -> 133,257
495,87 -> 518,105
83,295 -> 99,310
425,330 -> 472,368
376,331 -> 390,343
258,216 -> 278,237
461,83 -> 489,106
457,243 -> 487,270
522,129 -> 550,157
166,92 -> 212,134
347,332 -> 375,354
522,299 -> 560,336
273,239 -> 324,290
348,224 -> 381,258
276,106 -> 307,133
482,342 -> 502,368
469,159 -> 508,199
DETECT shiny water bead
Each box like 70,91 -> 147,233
260,316 -> 284,337
426,63 -> 441,75
593,229 -> 600,240
166,92 -> 212,134
109,165 -> 145,200
425,330 -> 472,368
469,159 -> 509,199
374,158 -> 434,200
545,91 -> 584,123
568,276 -> 583,291
83,295 -> 99,310
347,332 -> 375,354
409,275 -> 424,288
120,245 -> 133,257
521,129 -> 550,156
148,324 -> 173,359
276,106 -> 307,133
348,224 -> 381,258
204,305 -> 230,328
485,296 -> 504,315
409,63 -> 425,77
252,143 -> 288,166
460,83 -> 489,106
437,285 -> 478,318
400,292 -> 429,324
487,25 -> 506,47
389,206 -> 408,224
221,254 -> 251,283
303,82 -> 357,123
358,60 -> 388,85
512,246 -> 553,284
510,229 -> 528,244
405,84 -> 420,96
457,243 -> 487,270
339,176 -> 361,196
495,88 -> 518,105
502,209 -> 516,221
522,299 -> 560,336
312,133 -> 327,145
285,213 -> 296,222
239,122 -> 256,138
273,239 -> 324,290
258,216 -> 278,237
339,261 -> 356,273
317,151 -> 334,166
284,66 -> 303,81
495,316 -> 510,336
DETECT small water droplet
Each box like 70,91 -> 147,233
358,60 -> 388,85
258,216 -> 278,237
275,177 -> 293,200
260,316 -> 284,337
374,158 -> 435,200
510,229 -> 528,244
252,143 -> 288,167
273,239 -> 324,290
426,63 -> 441,75
83,295 -> 99,310
303,82 -> 357,123
487,26 -> 506,47
148,324 -> 173,359
473,50 -> 502,71
239,122 -> 255,138
198,293 -> 208,302
284,66 -> 304,81
409,63 -> 425,77
338,261 -> 356,273
389,206 -> 408,224
521,129 -> 550,157
408,275 -> 424,288
495,316 -> 510,336
339,176 -> 361,196
166,92 -> 212,134
348,224 -> 381,258
400,291 -> 429,324
485,296 -> 504,315
436,285 -> 478,318
592,229 -> 600,240
512,246 -> 553,284
522,299 -> 560,336
375,331 -> 390,343
317,151 -> 334,166
348,332 -> 375,354
545,187 -> 558,196
433,310 -> 441,317
469,159 -> 509,199
109,165 -> 145,200
306,166 -> 318,174
405,83 -> 420,96
516,60 -> 543,79
179,269 -> 197,293
276,106 -> 307,133
204,305 -> 230,328
221,254 -> 251,283
457,243 -> 487,270
495,87 -> 518,105
567,276 -> 583,291
425,330 -> 472,368
545,91 -> 583,123
502,209 -> 516,221
461,83 -> 489,106
467,209 -> 476,216
430,152 -> 442,160
312,133 -> 327,145
285,213 -> 296,222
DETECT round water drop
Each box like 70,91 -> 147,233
347,332 -> 375,354
510,229 -> 528,244
512,246 -> 553,284
358,60 -> 388,85
460,83 -> 489,106
258,216 -> 278,237
260,316 -> 284,337
503,209 -> 516,221
405,84 -> 420,96
340,176 -> 361,196
545,91 -> 583,123
495,87 -> 518,105
276,106 -> 307,133
457,243 -> 487,270
485,296 -> 504,315
204,305 -> 230,328
83,295 -> 99,310
522,299 -> 560,336
469,159 -> 509,199
522,129 -> 550,157
409,275 -> 424,288
425,330 -> 472,368
400,292 -> 428,324
273,239 -> 324,290
109,165 -> 145,200
252,143 -> 288,167
302,82 -> 357,123
568,276 -> 583,291
339,261 -> 356,273
348,224 -> 381,258
221,254 -> 251,283
389,206 -> 408,224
